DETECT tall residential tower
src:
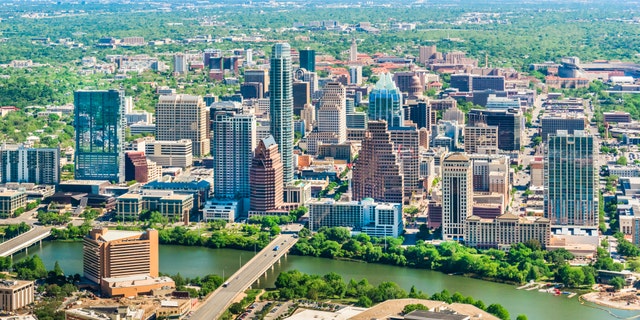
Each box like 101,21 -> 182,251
545,130 -> 597,236
156,95 -> 210,157
442,152 -> 473,241
269,43 -> 294,184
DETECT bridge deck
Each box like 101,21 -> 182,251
0,226 -> 52,257
190,233 -> 298,320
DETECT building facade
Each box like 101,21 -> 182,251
155,94 -> 210,157
352,121 -> 404,204
467,109 -> 522,151
249,136 -> 285,213
74,90 -> 125,183
211,108 -> 256,200
144,139 -> 193,168
308,198 -> 403,237
545,130 -> 598,236
269,43 -> 295,184
299,49 -> 316,72
83,228 -> 159,294
442,153 -> 473,241
0,144 -> 60,185
368,73 -> 403,128
0,280 -> 34,312
464,125 -> 499,154
317,82 -> 347,143
464,213 -> 550,249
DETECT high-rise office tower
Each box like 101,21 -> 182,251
349,38 -> 358,63
352,121 -> 404,204
292,82 -> 310,116
0,145 -> 60,185
318,82 -> 347,143
269,43 -> 294,184
249,136 -> 284,213
368,73 -> 403,127
464,124 -> 499,154
244,69 -> 269,97
390,126 -> 422,203
211,107 -> 256,200
541,113 -> 586,142
299,49 -> 316,72
74,90 -> 125,183
468,109 -> 522,151
349,66 -> 363,85
246,48 -> 253,66
173,53 -> 187,75
419,45 -> 437,65
442,152 -> 473,241
545,130 -> 598,236
155,94 -> 210,157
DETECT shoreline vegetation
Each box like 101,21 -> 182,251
43,222 -> 612,289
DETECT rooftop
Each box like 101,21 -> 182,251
98,230 -> 144,242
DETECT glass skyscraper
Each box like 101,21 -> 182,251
368,73 -> 403,128
270,43 -> 294,184
544,130 -> 597,236
299,49 -> 315,72
74,90 -> 125,183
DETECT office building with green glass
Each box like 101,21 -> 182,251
74,90 -> 125,183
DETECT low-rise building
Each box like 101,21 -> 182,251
464,213 -> 550,249
66,306 -> 145,320
308,198 -> 403,237
0,191 -> 27,218
145,139 -> 193,168
203,200 -> 239,222
0,280 -> 34,312
156,299 -> 193,320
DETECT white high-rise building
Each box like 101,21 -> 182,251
318,82 -> 347,143
270,43 -> 294,184
173,53 -> 187,75
155,95 -> 210,157
349,66 -> 362,85
442,152 -> 473,241
246,49 -> 253,66
211,107 -> 256,200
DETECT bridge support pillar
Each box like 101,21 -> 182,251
24,246 -> 27,255
39,240 -> 42,249
271,265 -> 274,271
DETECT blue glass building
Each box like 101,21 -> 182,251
368,73 -> 403,127
74,90 -> 125,183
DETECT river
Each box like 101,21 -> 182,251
15,241 -> 640,320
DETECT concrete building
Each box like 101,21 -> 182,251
390,126 -> 422,203
0,280 -> 34,312
173,53 -> 187,75
317,82 -> 347,143
211,107 -> 256,201
74,90 -> 125,183
155,95 -> 210,157
270,43 -> 295,185
541,113 -> 586,142
467,109 -> 522,151
530,156 -> 544,187
124,151 -> 160,184
0,144 -> 60,185
308,198 -> 403,237
0,191 -> 27,218
349,38 -> 358,63
349,66 -> 363,85
603,111 -> 632,123
464,125 -> 499,154
116,192 -> 193,223
83,228 -> 171,297
545,130 -> 598,236
442,153 -> 473,241
464,213 -> 550,249
352,121 -> 404,204
244,69 -> 269,97
203,200 -> 240,222
145,139 -> 193,168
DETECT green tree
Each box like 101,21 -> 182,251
487,304 -> 510,320
516,315 -> 528,320
610,277 -> 625,291
403,304 -> 429,314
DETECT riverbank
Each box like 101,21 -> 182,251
581,290 -> 640,311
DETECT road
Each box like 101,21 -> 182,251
0,225 -> 52,257
190,233 -> 299,320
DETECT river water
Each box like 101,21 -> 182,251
16,241 -> 640,320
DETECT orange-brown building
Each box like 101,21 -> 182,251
83,228 -> 166,297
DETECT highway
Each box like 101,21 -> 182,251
190,233 -> 299,320
0,226 -> 52,257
